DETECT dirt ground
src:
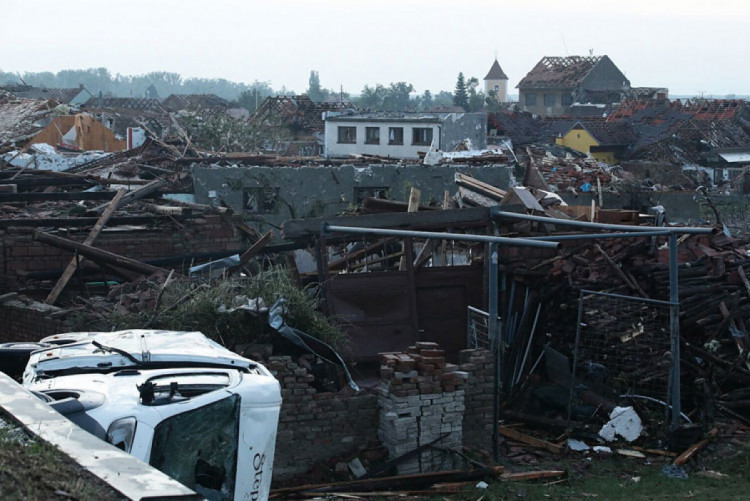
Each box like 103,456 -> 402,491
0,414 -> 126,501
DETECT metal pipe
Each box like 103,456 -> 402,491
323,224 -> 559,248
568,290 -> 585,422
527,230 -> 672,241
581,289 -> 673,307
488,242 -> 500,463
669,233 -> 682,432
490,208 -> 714,235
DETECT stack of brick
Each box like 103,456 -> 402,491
377,342 -> 468,475
266,355 -> 378,480
458,348 -> 495,449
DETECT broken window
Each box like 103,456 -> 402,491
388,127 -> 404,145
525,93 -> 537,106
561,94 -> 573,106
337,126 -> 356,144
365,127 -> 380,144
544,94 -> 556,107
412,127 -> 433,146
243,187 -> 279,214
354,186 -> 389,203
150,394 -> 240,501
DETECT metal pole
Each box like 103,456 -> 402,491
323,224 -> 559,248
491,208 -> 714,235
669,232 -> 681,432
568,289 -> 585,422
488,242 -> 500,463
527,230 -> 672,241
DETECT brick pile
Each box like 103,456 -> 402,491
377,342 -> 468,474
266,355 -> 378,480
458,348 -> 495,448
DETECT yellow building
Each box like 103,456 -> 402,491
555,121 -> 634,164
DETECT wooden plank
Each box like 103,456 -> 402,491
454,173 -> 507,200
500,470 -> 566,481
0,191 -> 116,202
45,188 -> 127,305
270,466 -> 504,496
673,427 -> 718,466
738,266 -> 750,301
0,215 -> 189,228
226,230 -> 273,276
281,207 -> 491,240
498,426 -> 563,454
34,231 -> 168,277
91,178 -> 166,214
399,187 -> 420,271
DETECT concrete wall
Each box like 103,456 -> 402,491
519,88 -> 571,117
192,163 -> 515,233
324,114 -> 486,159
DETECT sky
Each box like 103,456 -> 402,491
1,0 -> 748,96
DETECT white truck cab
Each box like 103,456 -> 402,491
22,329 -> 281,501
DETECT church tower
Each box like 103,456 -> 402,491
484,58 -> 508,102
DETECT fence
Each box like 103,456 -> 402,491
466,306 -> 499,351
569,290 -> 675,420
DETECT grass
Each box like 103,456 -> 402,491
0,415 -> 125,501
454,439 -> 750,501
70,262 -> 347,352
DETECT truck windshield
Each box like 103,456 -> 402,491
149,394 -> 240,500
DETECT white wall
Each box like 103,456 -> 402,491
324,120 -> 440,159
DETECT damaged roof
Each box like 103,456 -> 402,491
0,91 -> 57,145
251,94 -> 353,132
1,85 -> 90,104
517,56 -> 603,90
83,97 -> 163,112
161,93 -> 229,113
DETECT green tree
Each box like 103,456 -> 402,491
453,72 -> 469,111
466,76 -> 485,112
307,70 -> 329,102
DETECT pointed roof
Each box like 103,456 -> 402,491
484,59 -> 508,80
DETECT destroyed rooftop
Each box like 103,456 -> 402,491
517,55 -> 612,89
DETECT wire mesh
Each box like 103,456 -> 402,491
573,291 -> 672,402
467,306 -> 497,351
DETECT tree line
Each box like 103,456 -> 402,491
1,67 -> 498,113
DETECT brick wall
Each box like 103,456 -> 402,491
266,355 -> 379,480
0,293 -> 72,343
458,348 -> 495,449
0,215 -> 243,291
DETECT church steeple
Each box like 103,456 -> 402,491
484,58 -> 508,102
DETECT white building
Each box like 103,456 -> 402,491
324,112 -> 487,159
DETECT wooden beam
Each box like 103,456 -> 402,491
226,230 -> 273,276
34,231 -> 168,277
91,178 -> 166,214
282,207 -> 491,240
500,470 -> 566,482
673,427 -> 718,466
46,189 -> 127,305
0,215 -> 190,228
498,426 -> 563,454
399,187 -> 420,271
0,191 -> 116,202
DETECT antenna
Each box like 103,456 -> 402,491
561,34 -> 569,56
589,48 -> 594,56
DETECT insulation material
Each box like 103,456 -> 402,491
599,406 -> 643,442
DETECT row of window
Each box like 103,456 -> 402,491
524,93 -> 573,107
337,126 -> 434,146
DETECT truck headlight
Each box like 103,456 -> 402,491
106,417 -> 137,453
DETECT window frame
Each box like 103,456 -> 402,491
525,93 -> 537,106
388,127 -> 404,145
364,127 -> 380,145
561,93 -> 573,106
543,94 -> 556,107
411,127 -> 433,146
337,126 -> 356,144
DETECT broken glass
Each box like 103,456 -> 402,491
150,394 -> 240,501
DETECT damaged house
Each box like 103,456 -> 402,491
250,94 -> 354,156
517,55 -> 630,117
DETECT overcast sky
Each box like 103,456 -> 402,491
1,0 -> 748,96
